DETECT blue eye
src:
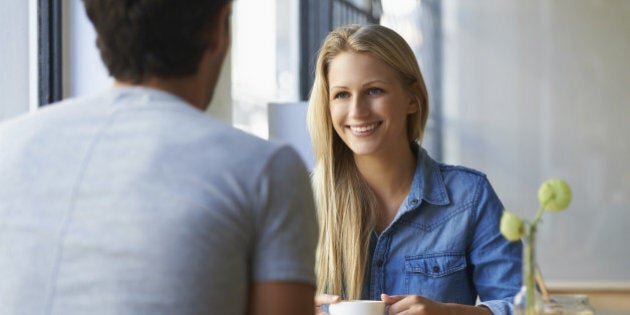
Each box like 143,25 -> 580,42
333,91 -> 350,99
367,88 -> 383,95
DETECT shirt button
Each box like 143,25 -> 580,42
376,259 -> 384,267
411,199 -> 419,204
432,266 -> 440,273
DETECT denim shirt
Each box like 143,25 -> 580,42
361,147 -> 522,315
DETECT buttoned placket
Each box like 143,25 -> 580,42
367,197 -> 421,300
368,231 -> 387,300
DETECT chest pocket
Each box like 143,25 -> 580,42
404,252 -> 469,301
405,252 -> 466,277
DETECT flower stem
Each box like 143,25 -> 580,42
531,206 -> 545,227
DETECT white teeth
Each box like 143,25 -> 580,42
350,123 -> 378,133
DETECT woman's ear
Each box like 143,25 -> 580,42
407,97 -> 419,114
406,82 -> 422,114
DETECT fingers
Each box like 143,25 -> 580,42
315,293 -> 341,307
382,294 -> 431,315
382,293 -> 410,315
381,293 -> 406,304
315,294 -> 341,315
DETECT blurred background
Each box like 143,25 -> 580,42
1,0 -> 628,312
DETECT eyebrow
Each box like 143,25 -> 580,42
330,79 -> 392,90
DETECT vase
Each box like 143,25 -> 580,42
543,294 -> 596,315
514,227 -> 543,315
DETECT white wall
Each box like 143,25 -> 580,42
0,1 -> 32,121
62,0 -> 111,99
443,0 -> 630,287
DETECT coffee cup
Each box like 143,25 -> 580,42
328,300 -> 386,315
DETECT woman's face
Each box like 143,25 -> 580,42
327,51 -> 418,158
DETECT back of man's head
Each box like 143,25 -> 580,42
83,0 -> 231,83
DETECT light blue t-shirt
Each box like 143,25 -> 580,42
361,146 -> 522,315
0,86 -> 318,314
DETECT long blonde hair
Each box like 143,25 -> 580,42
307,24 -> 429,299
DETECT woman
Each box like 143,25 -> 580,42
307,24 -> 522,315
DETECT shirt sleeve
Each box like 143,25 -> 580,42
477,300 -> 514,315
470,176 -> 522,315
251,145 -> 318,286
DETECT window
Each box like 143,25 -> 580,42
299,0 -> 383,100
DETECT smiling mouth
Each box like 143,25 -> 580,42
349,122 -> 382,134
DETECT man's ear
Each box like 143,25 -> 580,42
206,2 -> 232,52
218,2 -> 232,36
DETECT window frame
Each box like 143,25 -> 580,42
38,0 -> 63,107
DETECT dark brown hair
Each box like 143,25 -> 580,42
83,0 -> 231,82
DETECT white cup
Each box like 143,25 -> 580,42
328,300 -> 386,315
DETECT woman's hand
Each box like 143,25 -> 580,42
381,294 -> 492,315
315,293 -> 341,315
382,294 -> 447,315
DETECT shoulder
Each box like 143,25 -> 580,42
199,121 -> 303,169
434,162 -> 498,208
184,119 -> 308,189
438,163 -> 489,185
414,146 -> 488,189
0,95 -> 97,145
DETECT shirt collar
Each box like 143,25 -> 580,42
106,85 -> 192,108
404,144 -> 450,210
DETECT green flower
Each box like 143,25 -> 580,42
500,210 -> 525,242
537,179 -> 572,212
500,179 -> 572,314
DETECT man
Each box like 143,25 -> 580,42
0,1 -> 317,314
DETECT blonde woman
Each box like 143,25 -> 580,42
308,24 -> 522,315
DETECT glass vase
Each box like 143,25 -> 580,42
543,294 -> 596,315
514,228 -> 543,315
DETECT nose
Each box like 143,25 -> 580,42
348,95 -> 369,118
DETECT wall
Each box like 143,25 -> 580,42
62,0 -> 111,98
0,1 -> 32,121
442,0 -> 630,288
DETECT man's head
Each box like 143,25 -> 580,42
83,0 -> 231,83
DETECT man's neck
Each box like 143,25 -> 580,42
115,75 -> 212,111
